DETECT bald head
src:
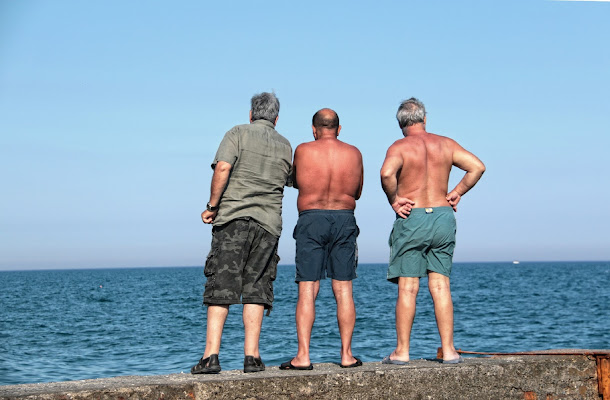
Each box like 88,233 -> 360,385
312,108 -> 340,131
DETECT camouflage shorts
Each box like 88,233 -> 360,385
203,218 -> 279,311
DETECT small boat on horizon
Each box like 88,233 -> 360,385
512,260 -> 520,264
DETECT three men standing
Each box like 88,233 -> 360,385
191,92 -> 292,374
194,96 -> 484,372
280,109 -> 364,370
380,98 -> 485,364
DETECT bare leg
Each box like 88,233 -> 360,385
428,272 -> 459,361
291,281 -> 320,367
203,305 -> 229,358
243,304 -> 265,358
390,277 -> 419,362
332,279 -> 358,366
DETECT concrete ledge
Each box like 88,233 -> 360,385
0,355 -> 602,399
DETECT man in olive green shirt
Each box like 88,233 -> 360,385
191,92 -> 292,374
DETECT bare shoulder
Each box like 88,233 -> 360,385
440,135 -> 467,153
293,143 -> 308,163
436,134 -> 484,170
427,132 -> 462,151
395,136 -> 426,151
341,141 -> 363,157
427,132 -> 454,143
382,138 -> 412,163
294,141 -> 316,154
389,137 -> 411,148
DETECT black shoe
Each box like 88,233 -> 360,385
191,354 -> 221,374
243,355 -> 265,373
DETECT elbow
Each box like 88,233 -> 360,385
215,161 -> 232,174
380,168 -> 394,182
469,159 -> 485,177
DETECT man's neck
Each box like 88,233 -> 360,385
315,131 -> 339,140
402,123 -> 427,137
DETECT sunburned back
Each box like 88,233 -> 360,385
294,138 -> 363,212
397,133 -> 454,208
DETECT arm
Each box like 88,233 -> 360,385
291,145 -> 301,190
355,151 -> 363,200
380,145 -> 415,218
446,142 -> 486,211
201,161 -> 232,224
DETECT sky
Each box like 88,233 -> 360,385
1,0 -> 609,270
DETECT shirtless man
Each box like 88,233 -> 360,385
380,98 -> 485,364
280,108 -> 364,370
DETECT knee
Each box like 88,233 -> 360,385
398,283 -> 419,297
428,280 -> 450,295
331,280 -> 352,295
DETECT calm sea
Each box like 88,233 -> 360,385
1,262 -> 609,386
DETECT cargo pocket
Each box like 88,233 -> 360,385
203,247 -> 219,305
270,253 -> 279,282
264,252 -> 280,315
204,243 -> 220,275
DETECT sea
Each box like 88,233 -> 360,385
1,262 -> 609,386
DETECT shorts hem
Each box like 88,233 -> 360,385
427,269 -> 451,277
241,297 -> 273,309
387,274 -> 425,283
203,299 -> 239,306
295,276 -> 325,283
204,298 -> 273,309
327,275 -> 357,281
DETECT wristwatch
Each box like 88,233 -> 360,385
206,202 -> 219,212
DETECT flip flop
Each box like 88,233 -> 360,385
382,355 -> 409,365
442,355 -> 464,364
340,357 -> 363,368
279,360 -> 314,370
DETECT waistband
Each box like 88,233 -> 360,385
299,209 -> 355,217
397,206 -> 454,218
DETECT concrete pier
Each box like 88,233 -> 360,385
1,354 -> 608,399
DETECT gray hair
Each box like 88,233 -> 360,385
396,97 -> 426,129
251,92 -> 280,123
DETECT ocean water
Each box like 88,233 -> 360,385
1,262 -> 609,386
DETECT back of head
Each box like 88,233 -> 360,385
312,108 -> 340,132
396,97 -> 426,129
251,92 -> 280,123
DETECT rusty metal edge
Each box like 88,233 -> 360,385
597,355 -> 610,400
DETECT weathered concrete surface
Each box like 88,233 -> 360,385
0,355 -> 601,400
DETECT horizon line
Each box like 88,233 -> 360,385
1,260 -> 609,272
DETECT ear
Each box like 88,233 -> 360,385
249,110 -> 253,123
424,116 -> 427,126
274,115 -> 279,126
312,125 -> 318,140
336,125 -> 342,137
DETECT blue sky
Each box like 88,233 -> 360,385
1,0 -> 609,270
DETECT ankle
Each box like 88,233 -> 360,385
392,349 -> 410,359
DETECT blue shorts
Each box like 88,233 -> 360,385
293,210 -> 359,282
387,207 -> 456,282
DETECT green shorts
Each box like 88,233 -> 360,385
387,207 -> 456,282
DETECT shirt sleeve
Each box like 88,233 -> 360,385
285,163 -> 294,187
211,127 -> 239,169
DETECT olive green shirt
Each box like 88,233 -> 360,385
211,119 -> 292,237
